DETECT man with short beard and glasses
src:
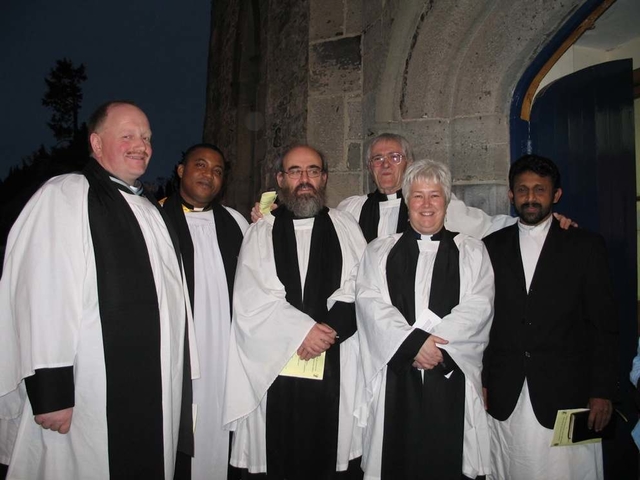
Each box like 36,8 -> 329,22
223,145 -> 366,479
482,154 -> 618,480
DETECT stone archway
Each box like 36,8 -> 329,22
366,0 -> 584,214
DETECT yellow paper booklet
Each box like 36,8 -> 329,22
259,191 -> 277,215
551,408 -> 601,447
279,351 -> 325,380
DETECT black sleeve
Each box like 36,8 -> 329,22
324,301 -> 357,345
388,329 -> 430,374
436,349 -> 460,376
25,367 -> 75,415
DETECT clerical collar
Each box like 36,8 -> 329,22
377,189 -> 402,201
518,214 -> 552,237
109,176 -> 144,196
180,195 -> 214,213
409,225 -> 443,241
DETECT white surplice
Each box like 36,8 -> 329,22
223,209 -> 366,473
185,208 -> 248,480
337,192 -> 515,239
0,174 -> 197,480
355,233 -> 495,480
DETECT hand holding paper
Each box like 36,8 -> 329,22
297,323 -> 336,360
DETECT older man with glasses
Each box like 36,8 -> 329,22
337,133 -> 517,243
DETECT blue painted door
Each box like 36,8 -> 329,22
530,58 -> 636,479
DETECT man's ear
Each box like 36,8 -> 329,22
276,172 -> 285,188
553,188 -> 563,204
177,164 -> 185,179
508,189 -> 514,205
89,133 -> 101,158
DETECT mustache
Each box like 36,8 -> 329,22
295,183 -> 317,194
127,150 -> 149,158
521,202 -> 542,209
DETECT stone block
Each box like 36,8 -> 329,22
310,35 -> 362,95
345,0 -> 363,35
449,114 -> 509,181
347,142 -> 362,171
326,172 -> 364,207
451,114 -> 509,148
307,95 -> 345,169
362,0 -> 383,32
347,99 -> 363,139
451,183 -> 510,216
362,18 -> 386,96
361,92 -> 377,138
450,140 -> 510,183
310,0 -> 344,41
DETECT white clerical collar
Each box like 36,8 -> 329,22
110,176 -> 144,196
518,214 -> 552,237
417,235 -> 439,253
293,217 -> 315,228
386,193 -> 401,201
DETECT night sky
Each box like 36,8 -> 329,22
0,1 -> 211,182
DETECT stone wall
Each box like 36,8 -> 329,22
205,0 -> 587,215
308,0 -> 363,207
361,0 -> 583,215
204,0 -> 311,215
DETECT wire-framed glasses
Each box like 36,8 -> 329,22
282,167 -> 324,179
369,152 -> 405,166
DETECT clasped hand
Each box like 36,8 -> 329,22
297,323 -> 336,361
412,335 -> 449,370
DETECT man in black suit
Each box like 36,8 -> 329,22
482,154 -> 618,480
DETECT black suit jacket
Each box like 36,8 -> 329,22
482,217 -> 618,428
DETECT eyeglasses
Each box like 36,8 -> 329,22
281,167 -> 324,179
369,152 -> 405,166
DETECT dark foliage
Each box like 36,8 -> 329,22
42,58 -> 87,145
0,133 -> 90,255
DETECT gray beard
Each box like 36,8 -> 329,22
278,183 -> 326,218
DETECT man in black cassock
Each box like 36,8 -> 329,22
224,145 -> 366,480
0,101 -> 194,480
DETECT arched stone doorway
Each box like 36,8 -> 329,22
365,0 -> 586,215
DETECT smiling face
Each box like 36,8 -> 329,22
89,103 -> 152,185
177,147 -> 225,208
509,171 -> 562,226
407,179 -> 447,235
368,139 -> 409,195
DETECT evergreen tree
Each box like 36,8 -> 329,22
42,58 -> 87,145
